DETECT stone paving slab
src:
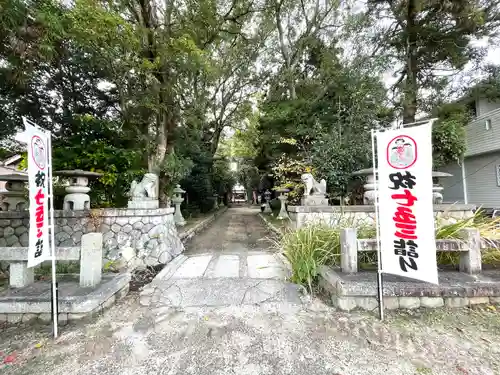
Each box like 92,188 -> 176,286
205,255 -> 240,278
154,253 -> 289,282
172,255 -> 212,278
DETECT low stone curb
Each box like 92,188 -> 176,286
179,207 -> 227,244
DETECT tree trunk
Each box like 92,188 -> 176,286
403,0 -> 418,124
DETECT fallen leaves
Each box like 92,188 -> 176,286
2,352 -> 16,365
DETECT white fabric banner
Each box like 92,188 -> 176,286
25,122 -> 51,268
376,122 -> 438,284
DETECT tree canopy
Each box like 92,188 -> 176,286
0,0 -> 498,208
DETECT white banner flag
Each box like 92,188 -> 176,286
25,121 -> 50,268
376,122 -> 438,284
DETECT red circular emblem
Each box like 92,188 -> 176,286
31,135 -> 47,170
386,135 -> 417,169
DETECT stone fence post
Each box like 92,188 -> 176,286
340,228 -> 358,273
459,228 -> 482,274
10,261 -> 34,288
79,233 -> 103,287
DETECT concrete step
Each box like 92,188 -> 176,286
140,278 -> 306,308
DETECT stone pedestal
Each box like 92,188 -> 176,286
301,194 -> 329,206
9,262 -> 34,288
127,199 -> 159,209
79,233 -> 103,287
277,193 -> 290,220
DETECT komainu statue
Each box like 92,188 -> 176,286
301,173 -> 327,196
128,173 -> 159,200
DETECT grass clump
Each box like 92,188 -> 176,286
271,224 -> 339,291
270,215 -> 374,292
435,209 -> 500,267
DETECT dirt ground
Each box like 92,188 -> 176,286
1,293 -> 500,375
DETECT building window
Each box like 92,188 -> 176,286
486,119 -> 492,130
497,164 -> 500,187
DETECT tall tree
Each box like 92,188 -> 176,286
368,0 -> 500,123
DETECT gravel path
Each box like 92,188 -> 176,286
185,206 -> 271,254
1,207 -> 499,374
1,295 -> 500,375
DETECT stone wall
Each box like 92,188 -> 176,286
287,204 -> 476,229
0,207 -> 183,266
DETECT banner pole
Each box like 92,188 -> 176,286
47,131 -> 58,339
371,129 -> 384,321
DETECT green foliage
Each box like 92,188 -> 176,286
272,156 -> 312,204
159,151 -> 194,197
258,51 -> 393,197
367,0 -> 500,122
212,158 -> 236,195
52,116 -> 145,208
432,103 -> 469,167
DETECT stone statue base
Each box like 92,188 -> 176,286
127,199 -> 159,209
301,195 -> 329,206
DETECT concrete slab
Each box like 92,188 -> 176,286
247,254 -> 285,279
206,255 -> 240,278
0,273 -> 130,314
172,255 -> 212,278
318,266 -> 500,298
149,278 -> 303,308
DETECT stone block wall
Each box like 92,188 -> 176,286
0,207 -> 184,266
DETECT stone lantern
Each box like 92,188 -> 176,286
276,188 -> 290,220
352,167 -> 453,205
432,171 -> 452,204
351,168 -> 377,205
172,184 -> 186,226
55,170 -> 102,210
0,168 -> 28,211
263,190 -> 272,213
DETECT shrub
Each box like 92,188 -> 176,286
270,215 -> 374,292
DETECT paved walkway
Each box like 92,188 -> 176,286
140,207 -> 303,308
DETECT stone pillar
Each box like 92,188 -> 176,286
263,190 -> 272,213
213,194 -> 219,210
363,174 -> 376,205
172,185 -> 186,226
80,233 -> 103,287
9,261 -> 34,288
340,228 -> 358,273
460,228 -> 482,274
